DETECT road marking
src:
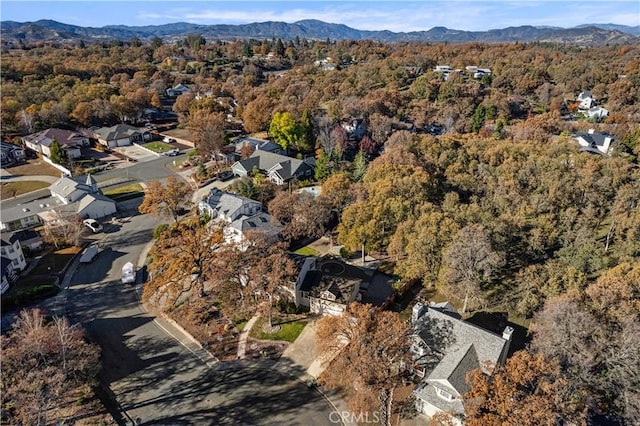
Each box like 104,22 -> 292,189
153,318 -> 218,367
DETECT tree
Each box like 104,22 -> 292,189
242,96 -> 274,133
351,149 -> 367,182
317,303 -> 411,425
1,309 -> 100,425
314,149 -> 331,182
49,139 -> 63,165
440,224 -> 504,313
269,111 -> 299,152
186,110 -> 226,161
465,351 -> 587,426
138,176 -> 191,223
241,41 -> 252,58
268,191 -> 332,241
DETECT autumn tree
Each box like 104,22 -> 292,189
186,110 -> 226,161
317,303 -> 411,425
439,224 -> 504,314
465,350 -> 587,426
242,96 -> 274,133
267,191 -> 332,241
269,111 -> 299,152
138,176 -> 191,223
0,309 -> 100,425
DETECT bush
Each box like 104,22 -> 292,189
153,223 -> 169,239
339,246 -> 351,259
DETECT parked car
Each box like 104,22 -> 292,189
217,170 -> 234,181
83,218 -> 103,233
163,136 -> 177,143
165,148 -> 180,156
80,243 -> 99,263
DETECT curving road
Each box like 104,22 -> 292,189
65,213 -> 337,425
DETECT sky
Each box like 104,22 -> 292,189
1,1 -> 639,32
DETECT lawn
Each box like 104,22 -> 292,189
293,246 -> 320,256
143,141 -> 174,153
4,159 -> 60,177
103,183 -> 144,200
250,317 -> 308,342
31,246 -> 81,275
1,180 -> 50,197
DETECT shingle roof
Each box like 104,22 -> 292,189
233,151 -> 312,181
0,232 -> 20,246
94,124 -> 141,142
201,189 -> 260,221
49,176 -> 90,199
23,128 -> 85,147
0,196 -> 61,224
77,193 -> 115,213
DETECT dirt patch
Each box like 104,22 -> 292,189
48,384 -> 115,425
4,159 -> 61,177
1,180 -> 50,197
245,339 -> 288,361
165,301 -> 241,361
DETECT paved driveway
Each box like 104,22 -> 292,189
114,145 -> 159,163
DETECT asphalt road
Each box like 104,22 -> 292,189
64,213 -> 337,425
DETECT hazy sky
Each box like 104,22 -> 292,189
1,1 -> 639,32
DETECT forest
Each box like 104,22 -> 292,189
1,35 -> 639,424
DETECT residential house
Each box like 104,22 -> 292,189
583,107 -> 609,120
166,83 -> 192,97
314,58 -> 337,71
577,90 -> 596,110
340,118 -> 366,141
22,128 -> 89,159
465,66 -> 492,79
8,229 -> 44,253
93,124 -> 144,149
574,129 -> 616,156
0,174 -> 116,232
434,65 -> 453,73
286,256 -> 394,316
0,142 -> 26,167
226,136 -> 284,161
198,188 -> 279,246
231,150 -> 315,185
1,256 -> 16,295
0,232 -> 27,273
411,302 -> 513,425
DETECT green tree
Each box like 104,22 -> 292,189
315,149 -> 331,182
241,41 -> 253,58
275,38 -> 285,57
49,139 -> 63,165
471,104 -> 486,133
269,111 -> 299,152
351,149 -> 367,182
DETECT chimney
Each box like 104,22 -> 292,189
412,302 -> 426,323
502,326 -> 514,341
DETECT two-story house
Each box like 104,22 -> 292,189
231,150 -> 315,185
198,188 -> 279,246
0,142 -> 26,167
1,232 -> 27,275
410,302 -> 513,425
574,129 -> 616,156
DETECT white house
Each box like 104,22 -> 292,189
0,232 -> 27,273
166,84 -> 192,97
434,65 -> 453,73
574,129 -> 615,156
577,90 -> 596,110
198,189 -> 279,247
411,302 -> 513,425
583,107 -> 609,120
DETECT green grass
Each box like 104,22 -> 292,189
250,317 -> 308,342
235,321 -> 248,332
1,180 -> 50,197
293,246 -> 320,256
143,141 -> 174,153
103,183 -> 145,200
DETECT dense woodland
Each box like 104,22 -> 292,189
2,36 -> 639,424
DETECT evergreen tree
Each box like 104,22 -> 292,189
351,149 -> 367,182
471,104 -> 486,133
315,149 -> 331,182
49,139 -> 63,165
275,38 -> 285,57
242,41 -> 252,58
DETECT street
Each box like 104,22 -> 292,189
63,213 -> 336,425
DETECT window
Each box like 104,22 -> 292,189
435,387 -> 454,402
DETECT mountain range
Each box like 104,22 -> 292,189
2,19 -> 639,45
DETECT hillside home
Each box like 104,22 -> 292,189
22,128 -> 89,159
574,129 -> 615,156
411,302 -> 513,425
198,188 -> 279,247
231,150 -> 315,185
577,90 -> 596,110
0,142 -> 26,167
93,124 -> 143,149
226,136 -> 284,161
166,83 -> 192,97
285,256 -> 394,316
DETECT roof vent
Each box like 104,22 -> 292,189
22,208 -> 30,212
39,204 -> 45,208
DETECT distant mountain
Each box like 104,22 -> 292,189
1,19 -> 638,45
576,23 -> 640,36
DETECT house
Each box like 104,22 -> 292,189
1,256 -> 16,295
411,302 -> 513,425
198,188 -> 279,246
434,65 -> 453,73
22,128 -> 89,159
93,124 -> 144,148
7,229 -> 44,253
231,151 -> 315,185
166,83 -> 192,97
0,142 -> 26,167
285,256 -> 394,316
0,232 -> 27,273
226,136 -> 284,161
577,90 -> 596,110
574,129 -> 615,156
583,107 -> 609,120
340,118 -> 366,140
0,174 -> 116,232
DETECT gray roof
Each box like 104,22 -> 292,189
0,196 -> 62,224
50,176 -> 91,199
577,90 -> 593,100
233,151 -> 313,181
0,232 -> 20,246
575,131 -> 612,148
229,136 -> 282,155
230,211 -> 280,236
77,192 -> 115,213
201,189 -> 261,221
94,124 -> 141,141
412,305 -> 508,403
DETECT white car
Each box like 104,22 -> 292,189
83,218 -> 103,233
163,136 -> 176,143
165,148 -> 179,156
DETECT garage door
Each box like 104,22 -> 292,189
116,138 -> 131,147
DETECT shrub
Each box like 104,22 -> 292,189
153,223 -> 169,239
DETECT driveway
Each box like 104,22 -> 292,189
113,145 -> 159,163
